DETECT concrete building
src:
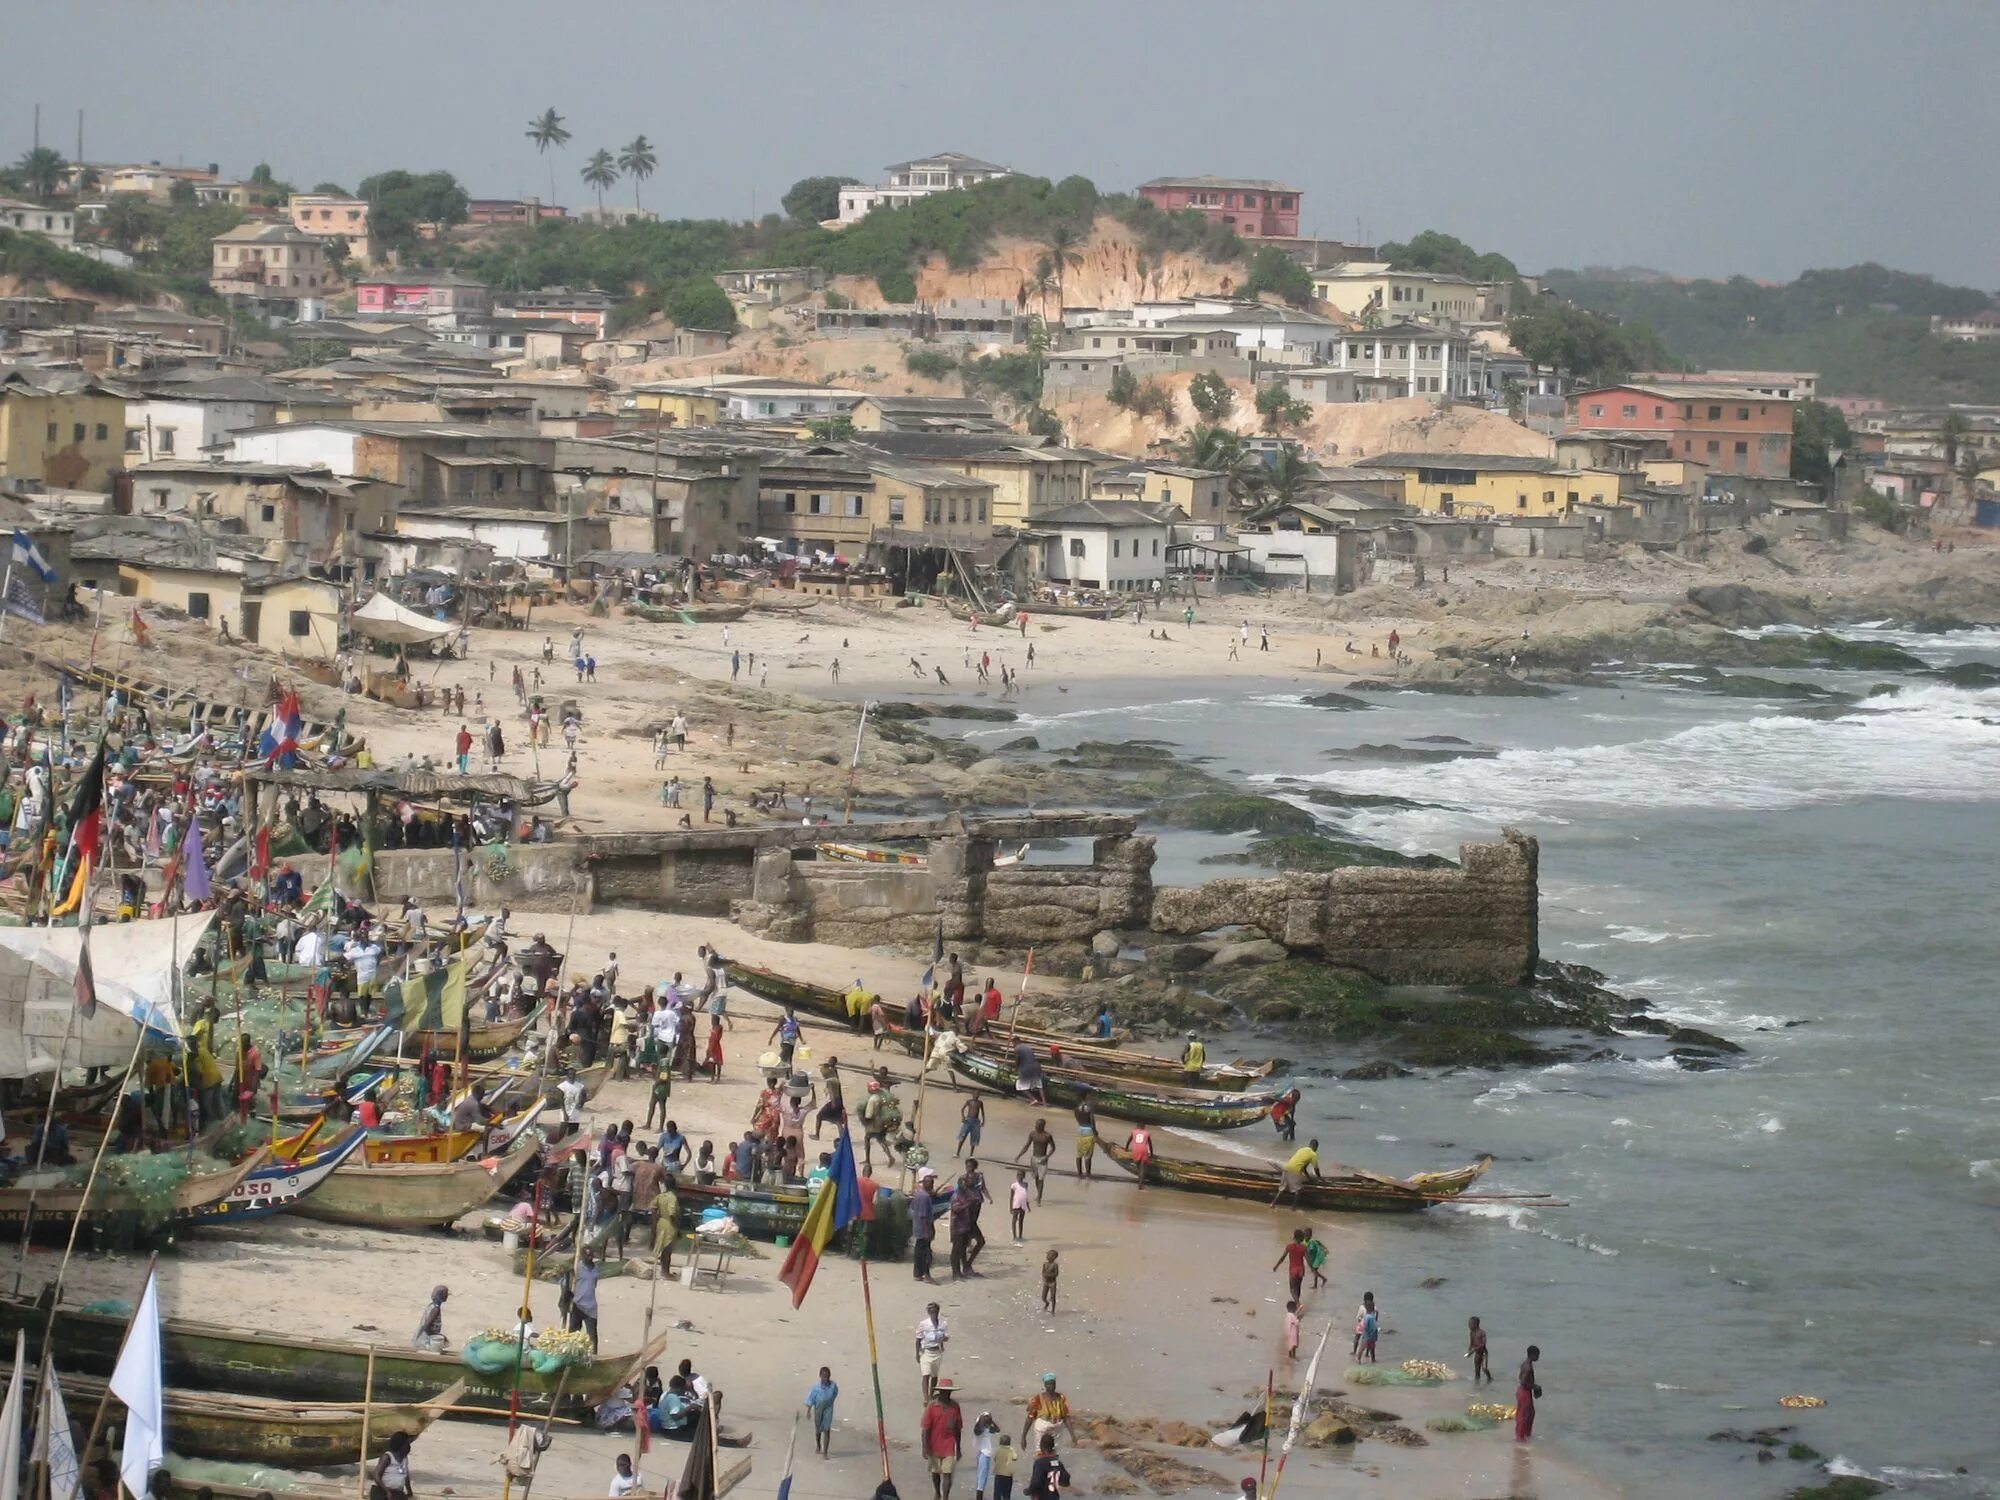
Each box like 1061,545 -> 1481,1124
849,395 -> 1005,434
756,457 -> 995,556
287,195 -> 373,263
933,297 -> 1025,346
1568,383 -> 1794,478
225,419 -> 555,507
1630,369 -> 1818,402
390,505 -> 608,571
354,272 -> 491,316
123,376 -> 352,463
126,459 -> 391,567
490,287 -> 614,338
1311,265 -> 1481,325
0,197 -> 76,249
1235,500 -> 1374,591
1034,500 -> 1174,592
209,223 -> 330,298
1319,322 -> 1478,400
1929,311 -> 2000,343
836,153 -> 1013,225
1366,452 -> 1628,518
466,199 -> 568,225
0,368 -> 128,493
1136,177 -> 1301,238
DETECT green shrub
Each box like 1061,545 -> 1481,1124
876,269 -> 917,304
904,347 -> 959,379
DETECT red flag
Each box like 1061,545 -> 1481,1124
251,826 -> 272,880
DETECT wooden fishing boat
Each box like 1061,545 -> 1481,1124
291,1131 -> 541,1230
926,1030 -> 1273,1090
947,1048 -> 1281,1130
729,962 -> 854,1025
193,1124 -> 369,1225
677,1180 -> 810,1241
1102,1140 -> 1495,1212
364,1098 -> 546,1165
57,1373 -> 463,1466
404,1003 -> 542,1062
1019,600 -> 1126,620
0,1295 -> 663,1420
940,600 -> 1018,627
0,1148 -> 269,1236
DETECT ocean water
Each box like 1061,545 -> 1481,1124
949,635 -> 2000,1498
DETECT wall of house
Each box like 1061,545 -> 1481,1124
1393,467 -> 1624,519
119,564 -> 246,625
1042,526 -> 1166,590
1572,388 -> 1793,477
0,391 -> 126,492
230,425 -> 360,476
1237,528 -> 1359,589
246,579 -> 342,659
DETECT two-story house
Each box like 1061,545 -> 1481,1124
835,153 -> 1013,225
288,195 -> 374,264
355,273 -> 493,317
757,456 -> 997,556
1036,501 -> 1176,592
209,223 -> 330,300
1311,265 -> 1482,326
124,376 -> 354,464
1567,383 -> 1794,479
1136,178 -> 1301,239
0,197 -> 76,250
0,368 -> 130,493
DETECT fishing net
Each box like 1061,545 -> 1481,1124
1343,1363 -> 1449,1388
81,1299 -> 133,1317
841,1191 -> 911,1261
160,1457 -> 322,1492
1425,1414 -> 1498,1433
464,1326 -> 599,1375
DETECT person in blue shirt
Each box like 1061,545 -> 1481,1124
769,1008 -> 802,1068
1092,1005 -> 1115,1041
806,1366 -> 839,1457
650,1375 -> 697,1436
657,1122 -> 690,1172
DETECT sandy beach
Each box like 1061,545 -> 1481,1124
30,909 -> 1617,1500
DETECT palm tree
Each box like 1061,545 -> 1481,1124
1041,224 -> 1086,319
1263,447 -> 1313,506
15,146 -> 66,202
1176,424 -> 1264,507
525,108 -> 572,207
1942,411 -> 1968,470
1026,253 -> 1061,326
618,136 -> 657,213
581,150 -> 619,215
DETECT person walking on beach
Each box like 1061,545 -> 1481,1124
916,1302 -> 950,1398
991,1431 -> 1020,1500
1125,1125 -> 1153,1188
1304,1227 -> 1329,1290
1467,1316 -> 1490,1384
1515,1346 -> 1541,1440
973,1412 -> 1001,1499
1259,625 -> 1270,653
454,724 -> 472,773
1358,1300 -> 1379,1363
922,1381 -> 964,1500
1040,1249 -> 1060,1313
1072,1093 -> 1097,1180
1270,1138 -> 1323,1208
911,1170 -> 939,1283
806,1366 -> 839,1457
1283,1299 -> 1301,1361
956,1094 -> 984,1157
1351,1291 -> 1378,1358
1015,1118 -> 1056,1202
1008,1169 -> 1031,1242
701,776 -> 716,823
1021,1375 -> 1075,1453
1274,1228 -> 1307,1303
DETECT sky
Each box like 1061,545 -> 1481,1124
9,0 -> 1998,289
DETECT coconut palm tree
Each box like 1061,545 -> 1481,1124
1041,224 -> 1086,319
618,136 -> 657,213
1263,447 -> 1313,505
1176,424 -> 1265,506
1026,253 -> 1061,327
581,150 -> 619,215
525,107 -> 571,207
14,146 -> 66,201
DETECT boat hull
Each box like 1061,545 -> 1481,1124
947,1050 -> 1279,1130
59,1374 -> 457,1466
291,1134 -> 540,1230
193,1127 -> 368,1224
1102,1141 -> 1493,1212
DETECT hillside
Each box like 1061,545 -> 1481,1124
1548,262 -> 2000,404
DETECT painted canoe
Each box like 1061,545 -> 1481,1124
946,1049 -> 1282,1130
0,1148 -> 269,1235
933,1031 -> 1274,1091
58,1373 -> 463,1466
0,1296 -> 662,1420
1102,1140 -> 1494,1212
365,1098 -> 547,1165
291,1132 -> 542,1230
1019,601 -> 1126,620
729,962 -> 853,1025
192,1125 -> 369,1225
323,1004 -> 541,1064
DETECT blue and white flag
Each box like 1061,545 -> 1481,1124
10,531 -> 57,585
1,570 -> 43,626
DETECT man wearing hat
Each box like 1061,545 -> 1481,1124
914,1301 -> 949,1399
1179,1029 -> 1206,1082
1021,1373 -> 1074,1452
920,1378 -> 963,1500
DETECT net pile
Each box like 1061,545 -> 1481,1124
463,1325 -> 599,1375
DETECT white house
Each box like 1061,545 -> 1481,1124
835,152 -> 1013,225
1322,321 -> 1480,400
0,198 -> 76,249
1035,500 -> 1174,593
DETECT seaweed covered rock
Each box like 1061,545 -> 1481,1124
1201,833 -> 1453,873
1148,793 -> 1321,836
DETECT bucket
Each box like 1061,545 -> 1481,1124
502,1228 -> 521,1252
774,1234 -> 791,1249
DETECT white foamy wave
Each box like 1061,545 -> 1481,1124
1003,696 -> 1216,731
1607,925 -> 1676,944
1739,620 -> 2000,664
1972,1159 -> 1998,1180
1307,683 -> 2000,848
1758,1116 -> 1785,1133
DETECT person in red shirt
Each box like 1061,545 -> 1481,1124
1272,1228 -> 1308,1303
454,724 -> 474,773
921,1380 -> 964,1499
980,980 -> 1003,1031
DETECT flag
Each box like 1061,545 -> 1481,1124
33,1357 -> 80,1500
258,689 -> 303,769
777,1124 -> 864,1308
10,532 -> 56,585
251,825 -> 271,881
182,815 -> 211,902
919,918 -> 944,992
109,1268 -> 164,1500
380,957 -> 468,1033
0,1329 -> 23,1500
1,570 -> 43,626
774,1408 -> 802,1500
73,927 -> 96,1020
51,740 -> 106,914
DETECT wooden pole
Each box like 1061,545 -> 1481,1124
354,1347 -> 377,1499
47,1025 -> 148,1310
857,1226 -> 891,1485
511,1366 -> 571,1500
77,1254 -> 157,1474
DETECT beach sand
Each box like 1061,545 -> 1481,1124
33,911 -> 1616,1500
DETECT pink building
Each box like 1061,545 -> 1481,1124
1568,383 -> 1794,479
354,272 -> 491,316
1136,177 -> 1301,238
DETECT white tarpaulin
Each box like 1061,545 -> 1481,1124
0,914 -> 211,1077
350,592 -> 457,646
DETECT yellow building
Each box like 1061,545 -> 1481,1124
1366,451 -> 1627,517
1311,265 -> 1481,325
0,370 -> 128,493
629,387 -> 723,428
1135,463 -> 1230,524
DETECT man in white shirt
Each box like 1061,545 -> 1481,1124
915,1303 -> 950,1399
294,925 -> 326,968
349,939 -> 383,995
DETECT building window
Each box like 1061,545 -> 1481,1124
948,499 -> 958,523
1518,494 -> 1528,509
1734,441 -> 1748,456
1708,406 -> 1722,420
978,498 -> 987,522
1543,490 -> 1555,505
1567,491 -> 1579,506
186,592 -> 211,620
260,503 -> 277,523
1112,538 -> 1121,558
889,497 -> 906,524
71,423 -> 85,442
1654,406 -> 1664,419
1622,405 -> 1637,418
1068,538 -> 1085,558
1737,408 -> 1749,420
124,428 -> 143,453
288,610 -> 312,637
1151,537 -> 1160,556
157,428 -> 176,454
1707,440 -> 1721,454
1683,405 -> 1694,420
845,494 -> 863,517
94,423 -> 107,441
1589,405 -> 1603,417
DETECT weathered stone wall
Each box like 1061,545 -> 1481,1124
287,844 -> 586,910
1149,830 -> 1539,985
980,834 -> 1157,948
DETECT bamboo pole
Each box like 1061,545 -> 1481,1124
354,1347 -> 376,1500
857,1224 -> 891,1484
13,969 -> 85,1293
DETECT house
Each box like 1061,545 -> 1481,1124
933,298 -> 1025,346
1235,500 -> 1375,591
193,181 -> 255,210
1630,369 -> 1819,402
687,376 -> 863,424
224,419 -> 556,508
756,457 -> 996,556
391,505 -> 609,571
815,304 -> 933,339
849,395 -> 1005,434
68,528 -> 344,659
93,306 -> 229,356
861,435 -> 1092,528
1929,312 -> 2000,343
1310,265 -> 1481,325
490,287 -> 614,338
628,384 -> 723,429
1127,463 -> 1230,524
1033,501 -> 1175,592
0,198 -> 76,250
466,199 -> 569,225
552,436 -> 761,559
354,272 -> 491,317
100,164 -> 216,202
1567,383 -> 1794,478
711,267 -> 825,304
126,459 -> 392,567
0,368 -> 129,493
123,376 -> 354,463
835,153 -> 1013,225
1320,322 -> 1478,400
1365,452 -> 1627,518
0,296 -> 96,332
209,223 -> 330,300
1136,177 -> 1301,238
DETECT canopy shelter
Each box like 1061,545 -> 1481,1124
350,591 -> 458,647
0,913 -> 212,1076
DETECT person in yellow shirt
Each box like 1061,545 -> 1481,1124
845,979 -> 871,1029
1270,1138 -> 1323,1209
1179,1031 -> 1206,1081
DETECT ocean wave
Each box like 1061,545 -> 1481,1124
1002,696 -> 1216,730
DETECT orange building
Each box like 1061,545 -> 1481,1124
1567,383 -> 1793,479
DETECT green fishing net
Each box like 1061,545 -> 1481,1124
1343,1364 -> 1448,1387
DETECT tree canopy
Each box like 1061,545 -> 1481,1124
1378,230 -> 1518,281
1239,246 -> 1314,306
660,276 -> 736,331
1790,399 -> 1853,487
358,170 -> 469,257
1505,298 -> 1667,384
781,176 -> 860,224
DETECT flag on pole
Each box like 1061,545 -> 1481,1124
919,918 -> 944,992
10,532 -> 57,585
110,1268 -> 164,1500
33,1358 -> 81,1500
774,1408 -> 802,1500
1,570 -> 44,626
73,927 -> 97,1020
183,814 -> 212,902
258,689 -> 304,768
777,1124 -> 864,1308
0,1329 -> 24,1500
51,738 -> 106,907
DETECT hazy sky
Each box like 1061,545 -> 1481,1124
10,1 -> 1997,287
